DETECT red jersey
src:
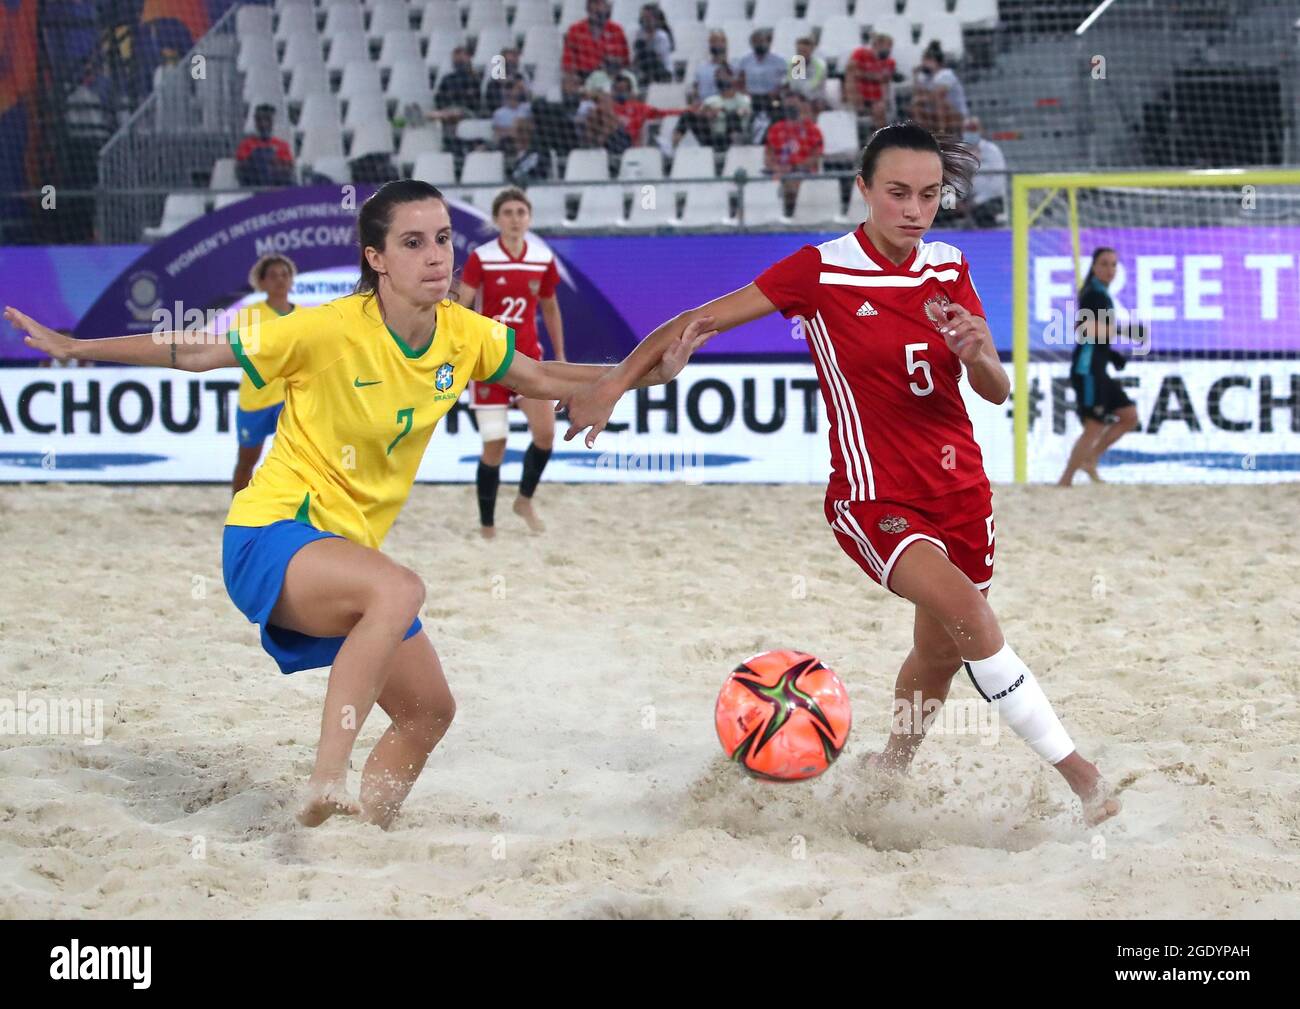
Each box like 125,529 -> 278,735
460,237 -> 560,357
613,98 -> 684,145
765,119 -> 824,171
562,19 -> 630,74
754,226 -> 989,503
848,48 -> 896,103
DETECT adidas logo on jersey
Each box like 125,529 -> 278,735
856,299 -> 878,317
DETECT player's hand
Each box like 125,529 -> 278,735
5,307 -> 76,361
653,315 -> 718,384
939,303 -> 990,364
561,375 -> 623,449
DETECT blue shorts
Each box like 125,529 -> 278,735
222,520 -> 423,674
236,403 -> 283,448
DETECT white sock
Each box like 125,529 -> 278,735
964,642 -> 1075,764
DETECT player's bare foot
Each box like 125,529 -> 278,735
513,496 -> 545,533
1055,754 -> 1121,826
479,525 -> 496,540
1056,473 -> 1075,487
297,781 -> 360,827
1084,464 -> 1104,483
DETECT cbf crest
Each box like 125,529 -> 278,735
435,362 -> 454,391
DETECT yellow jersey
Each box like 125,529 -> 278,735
226,292 -> 515,549
235,300 -> 295,412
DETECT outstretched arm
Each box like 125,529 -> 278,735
498,315 -> 717,402
4,306 -> 237,371
561,282 -> 779,446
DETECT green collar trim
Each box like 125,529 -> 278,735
385,316 -> 437,359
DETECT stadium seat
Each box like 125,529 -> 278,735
525,185 -> 569,228
471,26 -> 513,69
386,62 -> 434,108
677,182 -> 734,226
672,24 -> 710,70
465,0 -> 509,37
236,5 -> 274,40
143,193 -> 207,240
737,180 -> 787,225
399,127 -> 446,170
281,33 -> 327,78
298,93 -> 343,134
241,63 -> 287,107
412,150 -> 457,186
923,16 -> 966,61
804,0 -> 849,21
424,33 -> 464,75
790,178 -> 843,224
339,61 -> 384,101
568,186 -> 625,227
298,122 -> 347,166
288,62 -> 331,105
818,110 -> 859,161
236,35 -> 277,74
750,0 -> 795,27
214,192 -> 253,210
873,16 -> 917,50
618,146 -> 665,182
719,21 -> 753,56
955,0 -> 999,24
326,32 -> 371,72
657,0 -> 700,29
845,178 -> 868,222
703,0 -> 747,26
669,146 -> 716,192
275,2 -> 319,45
462,150 -> 505,185
378,31 -> 423,71
519,25 -> 563,71
564,148 -> 611,188
816,15 -> 864,69
344,92 -> 389,130
322,2 -> 366,44
368,0 -> 412,42
558,0 -> 588,30
311,155 -> 353,183
418,0 -> 462,34
624,187 -> 678,228
209,158 -> 238,191
455,118 -> 494,144
350,118 -> 395,157
512,3 -> 557,34
645,81 -> 688,109
720,144 -> 764,178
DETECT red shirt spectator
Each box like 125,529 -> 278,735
765,116 -> 824,173
848,44 -> 896,103
235,135 -> 293,166
609,78 -> 683,143
563,0 -> 630,75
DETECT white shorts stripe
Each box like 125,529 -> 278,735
830,505 -> 883,577
839,507 -> 887,573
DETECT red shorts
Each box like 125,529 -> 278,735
824,481 -> 995,595
470,336 -> 541,408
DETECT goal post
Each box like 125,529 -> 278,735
1011,168 -> 1300,483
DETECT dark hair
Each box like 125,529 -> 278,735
857,120 -> 979,200
492,186 -> 531,218
1079,247 -> 1116,299
354,180 -> 447,296
249,253 -> 296,291
924,41 -> 945,64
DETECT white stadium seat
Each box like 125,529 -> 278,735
236,6 -> 274,39
288,62 -> 331,104
281,33 -> 327,77
419,0 -> 462,34
412,150 -> 457,185
298,93 -> 343,134
344,92 -> 389,130
564,148 -> 611,187
511,2 -> 557,33
214,191 -> 253,210
618,146 -> 665,181
737,180 -> 787,225
276,2 -> 319,44
311,155 -> 352,183
624,187 -> 679,227
378,30 -> 423,71
326,31 -> 370,71
703,0 -> 747,27
368,0 -> 412,41
339,61 -> 384,100
209,157 -> 238,190
677,182 -> 735,226
790,178 -> 843,224
298,122 -> 347,166
322,2 -> 366,42
720,144 -> 764,177
750,0 -> 795,27
816,15 -> 864,68
386,62 -> 434,108
804,0 -> 849,22
462,149 -> 505,185
568,186 -> 625,227
350,118 -> 395,157
525,185 -> 569,228
817,109 -> 859,160
143,193 -> 207,240
465,0 -> 509,37
400,128 -> 447,171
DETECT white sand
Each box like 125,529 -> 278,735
1,481 -> 1297,919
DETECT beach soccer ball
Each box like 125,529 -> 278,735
715,650 -> 852,781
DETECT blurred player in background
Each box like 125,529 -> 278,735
1058,247 -> 1140,486
457,188 -> 566,537
232,254 -> 297,493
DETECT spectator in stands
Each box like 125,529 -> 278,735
483,49 -> 528,113
691,30 -> 730,103
845,32 -> 899,129
429,47 -> 482,124
675,64 -> 751,153
607,73 -> 684,149
492,80 -> 533,159
961,116 -> 1007,226
787,36 -> 828,111
563,0 -> 630,78
764,92 -> 823,213
738,28 -> 787,112
911,42 -> 968,137
235,105 -> 294,187
633,4 -> 675,84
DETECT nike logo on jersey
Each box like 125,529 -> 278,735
354,378 -> 382,388
856,299 -> 878,317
